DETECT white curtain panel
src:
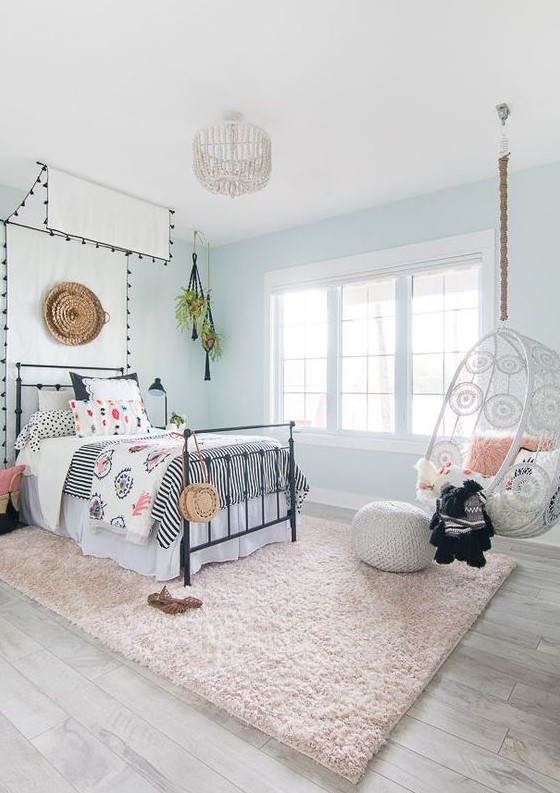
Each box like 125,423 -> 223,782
6,223 -> 127,456
47,168 -> 170,261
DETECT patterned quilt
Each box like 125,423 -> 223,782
63,433 -> 309,548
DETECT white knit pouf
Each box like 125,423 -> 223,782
351,500 -> 433,572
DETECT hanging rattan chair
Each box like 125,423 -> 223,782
421,105 -> 560,539
425,327 -> 560,538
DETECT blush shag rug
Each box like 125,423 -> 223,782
0,517 -> 514,783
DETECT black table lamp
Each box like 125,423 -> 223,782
148,377 -> 168,428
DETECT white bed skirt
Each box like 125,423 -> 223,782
20,475 -> 290,582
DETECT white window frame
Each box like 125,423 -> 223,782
263,230 -> 496,453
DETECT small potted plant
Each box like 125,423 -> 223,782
168,412 -> 186,433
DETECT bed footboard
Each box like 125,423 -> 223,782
182,422 -> 298,586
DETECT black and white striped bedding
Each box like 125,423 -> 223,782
63,434 -> 309,549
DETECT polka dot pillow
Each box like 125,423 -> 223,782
15,409 -> 76,452
70,399 -> 152,437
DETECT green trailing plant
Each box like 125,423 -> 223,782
175,288 -> 206,335
201,323 -> 223,361
176,249 -> 206,340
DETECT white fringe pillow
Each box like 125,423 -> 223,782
70,399 -> 152,438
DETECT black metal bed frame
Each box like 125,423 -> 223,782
181,423 -> 297,586
15,364 -> 298,587
15,362 -> 125,438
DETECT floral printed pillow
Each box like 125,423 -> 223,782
70,399 -> 152,437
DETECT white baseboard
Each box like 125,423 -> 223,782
306,487 -> 381,511
307,486 -> 433,516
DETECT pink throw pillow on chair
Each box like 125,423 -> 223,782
464,434 -> 552,477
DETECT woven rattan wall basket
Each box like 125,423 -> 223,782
43,281 -> 109,346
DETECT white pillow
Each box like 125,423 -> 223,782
37,388 -> 72,412
79,377 -> 142,402
70,399 -> 152,438
513,447 -> 559,476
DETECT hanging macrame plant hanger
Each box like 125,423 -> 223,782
186,249 -> 205,340
422,103 -> 560,539
199,241 -> 223,381
201,294 -> 216,381
175,229 -> 223,381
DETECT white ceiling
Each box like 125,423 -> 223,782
1,0 -> 559,246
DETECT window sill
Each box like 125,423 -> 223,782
292,430 -> 428,455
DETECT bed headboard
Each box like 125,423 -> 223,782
15,362 -> 125,438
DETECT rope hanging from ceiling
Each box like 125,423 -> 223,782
498,152 -> 509,322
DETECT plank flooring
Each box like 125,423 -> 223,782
0,502 -> 559,792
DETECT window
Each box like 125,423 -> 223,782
266,231 -> 495,445
281,289 -> 328,428
411,268 -> 480,435
341,278 -> 396,433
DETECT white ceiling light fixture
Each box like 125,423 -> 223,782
192,112 -> 272,198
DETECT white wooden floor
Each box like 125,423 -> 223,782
0,503 -> 559,793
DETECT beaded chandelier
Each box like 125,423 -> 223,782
192,116 -> 271,198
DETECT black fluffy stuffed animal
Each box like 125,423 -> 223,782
429,479 -> 494,567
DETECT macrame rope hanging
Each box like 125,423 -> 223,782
186,233 -> 205,341
200,240 -> 219,381
201,294 -> 216,381
498,155 -> 509,321
182,229 -> 222,380
497,102 -> 510,322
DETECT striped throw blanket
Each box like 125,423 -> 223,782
63,433 -> 309,548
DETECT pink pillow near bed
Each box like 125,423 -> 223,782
464,434 -> 552,477
0,464 -> 25,495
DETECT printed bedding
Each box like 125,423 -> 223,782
62,432 -> 308,547
13,367 -> 307,581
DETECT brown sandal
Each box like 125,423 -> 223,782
147,586 -> 203,614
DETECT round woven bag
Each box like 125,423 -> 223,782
44,281 -> 109,346
179,483 -> 219,522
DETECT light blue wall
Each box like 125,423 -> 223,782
128,238 -> 210,429
208,161 -> 560,504
0,184 -> 25,220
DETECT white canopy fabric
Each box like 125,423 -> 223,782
47,167 -> 170,261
